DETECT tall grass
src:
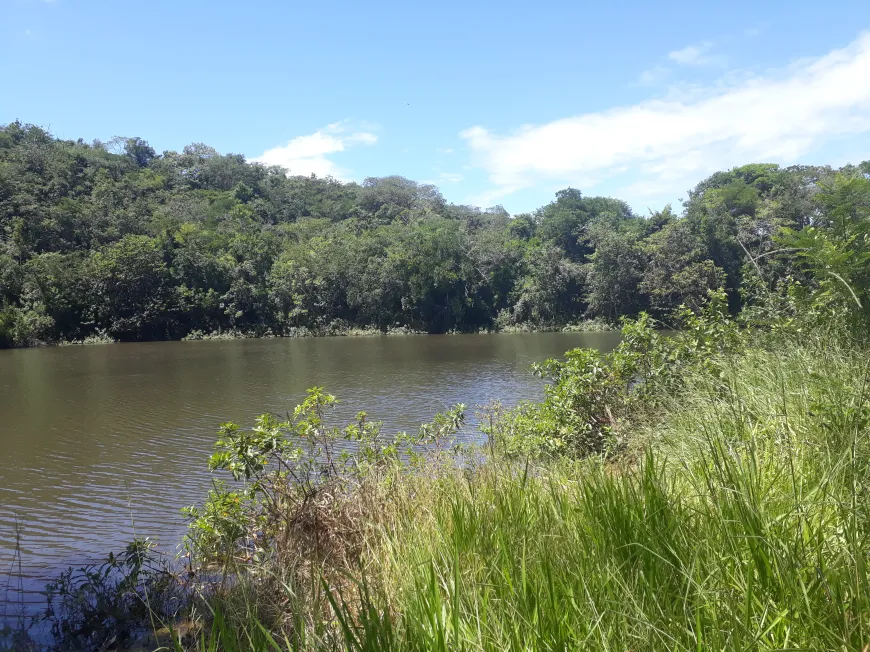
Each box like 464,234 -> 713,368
286,331 -> 869,651
158,328 -> 870,650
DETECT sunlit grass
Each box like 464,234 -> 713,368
194,332 -> 870,650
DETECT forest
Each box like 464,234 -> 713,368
3,120 -> 867,347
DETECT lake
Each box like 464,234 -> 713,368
0,331 -> 620,619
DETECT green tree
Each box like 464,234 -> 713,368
641,219 -> 725,313
778,172 -> 870,324
585,224 -> 647,319
90,235 -> 176,340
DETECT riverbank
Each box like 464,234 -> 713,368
191,311 -> 869,651
0,328 -> 622,641
12,319 -> 616,348
8,297 -> 868,651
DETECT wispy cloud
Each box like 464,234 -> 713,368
436,147 -> 454,154
423,172 -> 464,186
638,41 -> 724,88
638,64 -> 671,86
667,41 -> 719,66
252,121 -> 377,180
461,32 -> 870,207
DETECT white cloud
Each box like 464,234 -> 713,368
423,172 -> 464,186
668,41 -> 717,66
252,121 -> 377,180
347,132 -> 377,145
638,64 -> 671,86
461,32 -> 870,207
436,147 -> 454,154
639,40 -> 724,87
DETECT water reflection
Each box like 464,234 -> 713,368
0,332 -> 620,617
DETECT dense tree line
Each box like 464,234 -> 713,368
1,121 -> 868,347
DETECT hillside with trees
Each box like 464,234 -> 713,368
1,120 -> 868,347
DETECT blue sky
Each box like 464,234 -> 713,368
2,0 -> 870,214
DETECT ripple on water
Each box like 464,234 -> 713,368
0,332 -> 622,621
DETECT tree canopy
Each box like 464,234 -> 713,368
1,121 -> 867,346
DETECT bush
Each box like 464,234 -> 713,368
325,327 -> 870,651
486,290 -> 744,459
36,539 -> 180,650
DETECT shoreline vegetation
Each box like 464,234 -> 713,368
37,318 -> 617,347
2,122 -> 870,650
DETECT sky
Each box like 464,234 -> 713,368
2,0 -> 870,215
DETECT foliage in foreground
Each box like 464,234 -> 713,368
141,316 -> 863,652
331,333 -> 870,650
483,291 -> 743,459
36,539 -> 180,650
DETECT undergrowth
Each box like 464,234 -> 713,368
329,329 -> 870,650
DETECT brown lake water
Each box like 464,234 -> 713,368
0,332 -> 620,619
